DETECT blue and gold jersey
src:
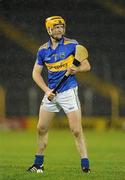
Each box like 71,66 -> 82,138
36,37 -> 79,93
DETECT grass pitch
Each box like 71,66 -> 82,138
0,129 -> 125,180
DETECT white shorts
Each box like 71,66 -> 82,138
41,87 -> 80,113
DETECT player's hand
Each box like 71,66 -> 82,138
67,67 -> 78,75
46,89 -> 55,101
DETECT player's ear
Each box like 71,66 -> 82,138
47,28 -> 52,36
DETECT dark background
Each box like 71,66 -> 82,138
0,0 -> 125,117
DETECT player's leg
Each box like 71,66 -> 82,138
27,106 -> 55,173
66,109 -> 87,156
57,87 -> 90,172
36,106 -> 55,155
27,93 -> 61,173
66,109 -> 90,173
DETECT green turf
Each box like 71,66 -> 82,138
0,129 -> 125,180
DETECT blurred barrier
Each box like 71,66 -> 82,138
0,117 -> 26,130
77,73 -> 120,120
0,86 -> 6,117
96,0 -> 125,18
0,116 -> 125,131
25,116 -> 38,130
0,16 -> 39,54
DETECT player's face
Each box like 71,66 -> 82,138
50,24 -> 65,40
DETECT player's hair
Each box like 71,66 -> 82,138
45,16 -> 65,30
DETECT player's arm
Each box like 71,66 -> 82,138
32,63 -> 55,98
77,59 -> 91,72
32,63 -> 48,92
67,45 -> 91,74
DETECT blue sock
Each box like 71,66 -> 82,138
81,158 -> 89,169
34,155 -> 44,166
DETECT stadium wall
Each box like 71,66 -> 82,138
0,116 -> 125,131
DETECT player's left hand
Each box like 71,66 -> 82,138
67,67 -> 78,75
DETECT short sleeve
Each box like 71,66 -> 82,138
36,49 -> 45,66
71,40 -> 79,56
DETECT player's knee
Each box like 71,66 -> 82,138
37,125 -> 47,135
71,129 -> 80,137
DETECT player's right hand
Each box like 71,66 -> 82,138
46,89 -> 55,101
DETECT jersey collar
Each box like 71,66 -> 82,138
48,37 -> 64,48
